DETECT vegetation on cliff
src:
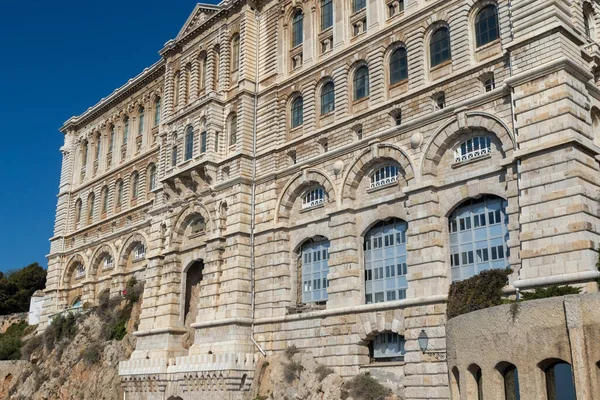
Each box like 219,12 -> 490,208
0,263 -> 46,316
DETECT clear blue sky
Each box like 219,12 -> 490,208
0,0 -> 210,273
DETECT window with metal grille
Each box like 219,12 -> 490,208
475,5 -> 499,48
292,10 -> 304,47
454,136 -> 491,163
484,76 -> 495,92
370,165 -> 399,188
185,126 -> 194,160
430,27 -> 451,67
449,196 -> 509,282
134,244 -> 146,260
301,240 -> 330,303
353,66 -> 369,100
291,96 -> 304,128
321,0 -> 333,31
321,82 -> 335,115
103,255 -> 114,270
389,48 -> 408,85
371,332 -> 406,361
364,218 -> 408,304
75,264 -> 85,279
302,187 -> 325,209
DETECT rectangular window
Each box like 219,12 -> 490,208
321,0 -> 333,31
171,146 -> 178,167
200,131 -> 207,154
352,0 -> 366,13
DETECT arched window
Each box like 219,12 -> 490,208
148,165 -> 157,191
199,53 -> 207,91
123,116 -> 130,144
291,96 -> 304,128
229,113 -> 238,146
171,145 -> 178,167
364,218 -> 408,304
109,125 -> 115,152
369,332 -> 406,361
200,131 -> 207,154
321,0 -> 333,31
370,165 -> 399,188
449,195 -> 509,281
87,193 -> 95,224
131,172 -> 140,199
352,0 -> 366,13
174,71 -> 181,105
231,35 -> 240,72
389,48 -> 408,85
301,239 -> 330,303
454,136 -> 492,163
116,180 -> 124,206
138,107 -> 145,135
292,10 -> 304,47
101,186 -> 109,214
475,5 -> 499,47
190,217 -> 206,234
497,363 -> 521,400
82,141 -> 89,167
72,295 -> 83,308
353,66 -> 369,100
185,126 -> 194,160
584,3 -> 596,40
75,264 -> 85,280
134,243 -> 146,260
103,254 -> 114,270
543,360 -> 575,400
154,98 -> 161,126
430,27 -> 451,67
321,81 -> 335,115
75,199 -> 82,226
302,187 -> 325,209
468,365 -> 483,400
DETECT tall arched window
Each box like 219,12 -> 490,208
321,81 -> 335,115
154,98 -> 161,126
123,116 -> 130,144
229,113 -> 238,146
449,195 -> 509,281
364,218 -> 408,304
430,27 -> 451,67
101,186 -> 109,214
171,145 -> 178,167
82,140 -> 89,167
291,96 -> 304,128
87,193 -> 95,224
475,5 -> 499,47
109,125 -> 115,152
389,48 -> 408,85
131,172 -> 140,199
301,239 -> 330,303
199,53 -> 207,91
200,131 -> 207,154
543,360 -> 575,400
174,71 -> 181,106
321,0 -> 333,31
353,65 -> 369,100
292,10 -> 304,47
584,3 -> 596,40
75,199 -> 82,226
468,365 -> 483,400
116,180 -> 124,206
185,126 -> 194,160
94,134 -> 101,160
138,107 -> 145,135
497,363 -> 520,400
148,164 -> 157,191
231,34 -> 240,72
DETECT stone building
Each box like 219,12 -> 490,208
41,0 -> 600,398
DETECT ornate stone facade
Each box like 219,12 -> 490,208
42,0 -> 600,398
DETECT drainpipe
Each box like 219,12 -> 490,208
250,8 -> 266,357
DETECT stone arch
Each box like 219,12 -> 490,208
275,169 -> 336,223
354,310 -> 405,342
420,111 -> 514,178
170,202 -> 213,247
89,243 -> 118,278
61,253 -> 87,286
358,209 -> 410,239
442,188 -> 508,219
340,143 -> 415,203
117,232 -> 149,270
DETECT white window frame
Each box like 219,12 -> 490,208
454,137 -> 491,163
103,255 -> 114,270
372,332 -> 406,361
370,165 -> 399,189
134,244 -> 146,260
302,188 -> 325,209
301,240 -> 330,303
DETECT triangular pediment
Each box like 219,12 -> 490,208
177,3 -> 221,40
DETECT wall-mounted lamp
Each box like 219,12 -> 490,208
418,329 -> 447,361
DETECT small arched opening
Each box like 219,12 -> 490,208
496,362 -> 520,400
540,359 -> 576,400
467,364 -> 483,400
450,367 -> 460,399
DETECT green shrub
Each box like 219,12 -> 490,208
521,285 -> 581,300
124,278 -> 144,303
315,364 -> 334,382
21,334 -> 44,360
342,373 -> 390,400
447,268 -> 512,319
283,360 -> 304,383
43,313 -> 78,351
0,321 -> 28,360
284,344 -> 300,359
80,343 -> 102,365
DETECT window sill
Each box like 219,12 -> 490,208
319,111 -> 335,119
189,231 -> 206,240
475,38 -> 501,53
300,202 -> 325,213
451,153 -> 491,169
352,96 -> 370,106
389,78 -> 408,90
386,10 -> 404,22
360,360 -> 406,368
430,59 -> 452,72
132,257 -> 146,264
366,181 -> 398,193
